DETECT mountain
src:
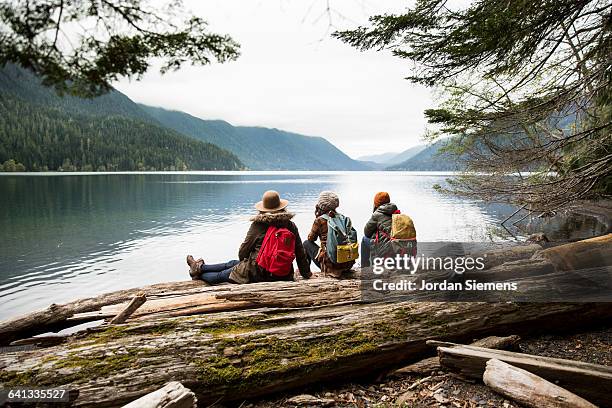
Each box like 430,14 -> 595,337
357,145 -> 427,166
386,145 -> 427,165
357,152 -> 398,163
386,140 -> 460,171
140,105 -> 368,171
0,65 -> 243,171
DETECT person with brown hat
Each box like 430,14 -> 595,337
186,190 -> 311,284
361,191 -> 400,267
303,191 -> 357,278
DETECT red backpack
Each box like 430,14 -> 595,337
256,226 -> 296,276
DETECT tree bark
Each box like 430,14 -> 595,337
483,359 -> 597,408
437,343 -> 612,407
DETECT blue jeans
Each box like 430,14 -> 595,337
198,260 -> 239,284
361,236 -> 373,267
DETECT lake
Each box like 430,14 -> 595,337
0,171 -> 605,320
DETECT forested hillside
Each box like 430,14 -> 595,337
141,105 -> 368,170
0,65 -> 243,171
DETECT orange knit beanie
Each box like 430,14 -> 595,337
373,192 -> 390,209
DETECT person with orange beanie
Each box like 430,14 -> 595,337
361,191 -> 399,267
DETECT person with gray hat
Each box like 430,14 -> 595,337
303,191 -> 358,278
187,190 -> 311,284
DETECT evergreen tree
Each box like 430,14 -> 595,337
335,0 -> 611,212
0,0 -> 240,96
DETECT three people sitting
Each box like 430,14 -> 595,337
187,190 -> 414,285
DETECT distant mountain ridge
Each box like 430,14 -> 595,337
140,105 -> 367,170
358,145 -> 427,166
386,140 -> 460,171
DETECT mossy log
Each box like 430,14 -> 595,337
1,299 -> 611,407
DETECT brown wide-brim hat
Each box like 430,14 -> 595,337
255,190 -> 289,212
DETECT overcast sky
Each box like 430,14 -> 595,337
114,0 -> 433,159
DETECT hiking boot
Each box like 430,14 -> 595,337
186,255 -> 204,278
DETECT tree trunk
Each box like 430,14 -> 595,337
437,343 -> 612,407
483,359 -> 597,408
1,301 -> 610,407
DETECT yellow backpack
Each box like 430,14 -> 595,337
391,214 -> 416,240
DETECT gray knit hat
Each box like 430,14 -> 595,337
317,191 -> 340,212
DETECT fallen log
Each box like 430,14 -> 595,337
394,335 -> 520,375
533,233 -> 612,271
122,381 -> 197,408
0,278 -> 359,345
436,343 -> 612,407
109,293 -> 147,325
483,359 -> 597,408
1,301 -> 611,407
472,243 -> 543,269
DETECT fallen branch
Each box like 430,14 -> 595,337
109,293 -> 147,325
483,359 -> 597,408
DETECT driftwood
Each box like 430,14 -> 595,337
436,343 -> 612,407
394,335 -> 521,375
109,293 -> 147,325
473,243 -> 544,269
483,359 -> 597,408
122,381 -> 197,408
533,233 -> 612,271
0,278 -> 359,345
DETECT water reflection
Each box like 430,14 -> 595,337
0,171 -> 605,320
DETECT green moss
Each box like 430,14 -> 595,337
0,369 -> 38,387
74,321 -> 179,347
199,316 -> 291,336
194,329 -> 378,388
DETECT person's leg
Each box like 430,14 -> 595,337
201,260 -> 239,273
361,236 -> 372,267
198,267 -> 235,285
302,240 -> 321,269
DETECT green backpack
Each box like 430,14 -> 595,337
322,213 -> 359,264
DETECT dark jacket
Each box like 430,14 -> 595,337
364,202 -> 398,243
229,211 -> 311,284
307,214 -> 355,278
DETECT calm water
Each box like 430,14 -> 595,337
0,171 -> 606,320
